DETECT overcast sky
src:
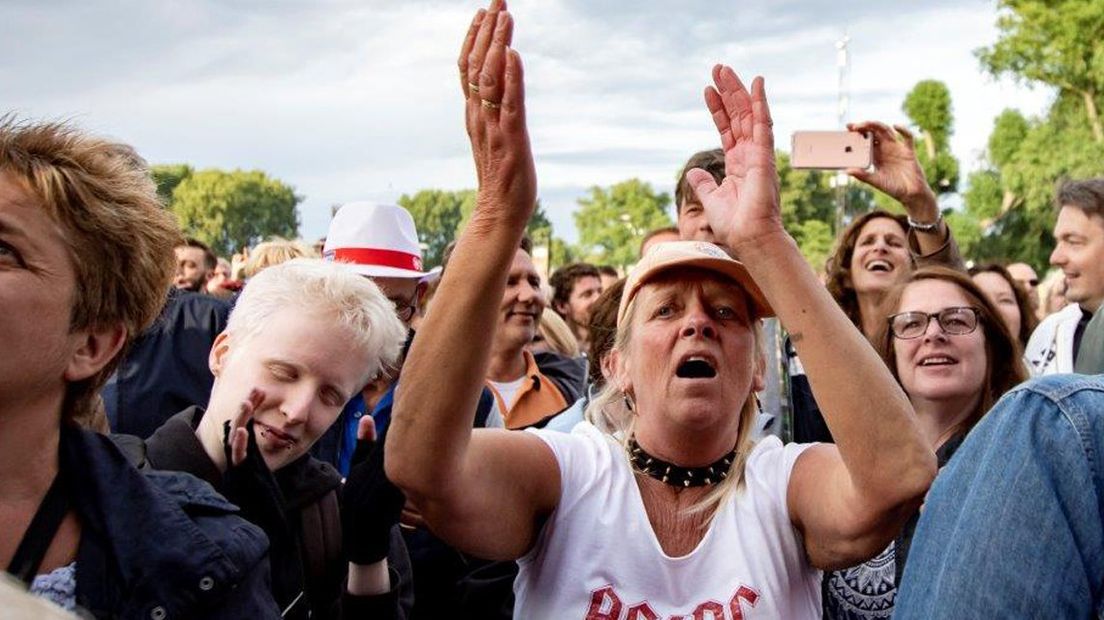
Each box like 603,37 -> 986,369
2,0 -> 1053,245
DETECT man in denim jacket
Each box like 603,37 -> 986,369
896,374 -> 1104,617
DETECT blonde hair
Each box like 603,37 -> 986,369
0,117 -> 180,421
538,308 -> 580,357
226,258 -> 406,384
584,282 -> 764,519
242,237 -> 317,279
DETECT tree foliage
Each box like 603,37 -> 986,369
951,1 -> 1104,268
976,0 -> 1104,142
962,94 -> 1104,268
399,189 -> 474,268
400,189 -> 565,269
904,80 -> 954,151
903,80 -> 959,193
152,164 -> 193,206
988,109 -> 1030,167
775,152 -> 846,269
170,169 -> 300,257
574,179 -> 673,269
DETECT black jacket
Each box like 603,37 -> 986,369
103,290 -> 230,438
60,424 -> 279,619
533,351 -> 587,404
142,408 -> 412,619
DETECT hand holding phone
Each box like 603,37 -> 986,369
790,131 -> 872,169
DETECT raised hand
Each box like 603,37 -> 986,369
845,121 -> 938,219
342,416 -> 405,566
686,65 -> 783,252
457,0 -> 537,225
219,388 -> 305,613
224,388 -> 265,466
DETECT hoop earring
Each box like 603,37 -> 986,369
622,392 -> 636,413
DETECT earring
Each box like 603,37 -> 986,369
622,392 -> 635,413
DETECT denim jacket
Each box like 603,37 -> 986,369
59,424 -> 279,619
896,375 -> 1104,618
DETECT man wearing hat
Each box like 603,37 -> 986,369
317,202 -> 430,474
322,201 -> 504,618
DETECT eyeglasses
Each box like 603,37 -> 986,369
888,306 -> 981,340
388,290 -> 419,323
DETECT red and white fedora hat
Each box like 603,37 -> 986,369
323,202 -> 428,279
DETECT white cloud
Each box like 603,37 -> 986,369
1,0 -> 1053,246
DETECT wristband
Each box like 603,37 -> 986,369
907,212 -> 942,232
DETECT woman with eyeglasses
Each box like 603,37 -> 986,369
823,266 -> 1027,619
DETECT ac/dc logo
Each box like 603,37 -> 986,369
585,584 -> 761,620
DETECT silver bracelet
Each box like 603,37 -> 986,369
907,212 -> 943,232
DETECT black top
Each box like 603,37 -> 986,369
143,408 -> 412,620
103,289 -> 230,438
1072,306 -> 1094,363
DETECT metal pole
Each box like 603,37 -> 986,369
835,33 -> 851,231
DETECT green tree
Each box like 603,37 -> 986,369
776,152 -> 840,268
456,196 -> 569,268
151,164 -> 193,206
963,94 -> 1104,269
171,169 -> 300,257
989,109 -> 1031,168
457,196 -> 555,245
398,189 -> 474,268
976,0 -> 1104,142
574,179 -> 673,269
794,220 -> 836,272
902,80 -> 960,193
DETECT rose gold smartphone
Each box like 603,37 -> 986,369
790,131 -> 872,169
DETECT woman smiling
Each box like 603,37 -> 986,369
824,266 -> 1027,618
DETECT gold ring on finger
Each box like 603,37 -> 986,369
468,82 -> 480,94
481,99 -> 501,109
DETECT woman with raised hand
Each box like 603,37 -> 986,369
823,266 -> 1027,619
791,122 -> 964,444
386,3 -> 936,617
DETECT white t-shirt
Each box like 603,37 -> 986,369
516,422 -> 820,619
487,376 -> 527,419
1025,302 -> 1083,375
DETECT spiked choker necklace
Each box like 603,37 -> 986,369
627,438 -> 736,488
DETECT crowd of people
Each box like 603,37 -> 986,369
4,1 -> 1104,618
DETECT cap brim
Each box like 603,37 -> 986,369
338,263 -> 428,279
620,256 -> 774,325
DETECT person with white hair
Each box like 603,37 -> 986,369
142,259 -> 412,619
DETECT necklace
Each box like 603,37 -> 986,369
627,437 -> 737,488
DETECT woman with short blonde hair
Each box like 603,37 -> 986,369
241,237 -> 317,279
386,6 -> 936,617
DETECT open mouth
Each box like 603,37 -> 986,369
918,355 -> 958,367
676,357 -> 717,379
866,259 -> 894,273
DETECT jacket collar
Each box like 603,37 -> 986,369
145,406 -> 223,489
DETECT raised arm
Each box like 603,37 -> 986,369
385,0 -> 559,561
687,66 -> 937,569
846,121 -> 963,269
